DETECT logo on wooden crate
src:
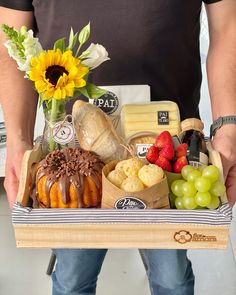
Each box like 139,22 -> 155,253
115,197 -> 146,209
174,230 -> 217,244
174,230 -> 192,244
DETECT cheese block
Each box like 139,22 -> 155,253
120,101 -> 181,138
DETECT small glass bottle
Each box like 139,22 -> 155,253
180,118 -> 208,168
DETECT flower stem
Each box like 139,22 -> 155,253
49,98 -> 58,152
75,44 -> 82,58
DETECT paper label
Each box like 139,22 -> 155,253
52,121 -> 74,144
136,144 -> 153,158
93,91 -> 119,115
115,197 -> 146,209
157,111 -> 169,125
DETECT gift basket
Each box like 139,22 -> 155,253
12,101 -> 232,249
3,24 -> 232,249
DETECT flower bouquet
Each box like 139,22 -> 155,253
2,23 -> 109,153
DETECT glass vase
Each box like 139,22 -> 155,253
41,98 -> 75,155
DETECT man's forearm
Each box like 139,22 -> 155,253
0,51 -> 37,146
0,8 -> 37,146
206,1 -> 236,120
206,34 -> 236,120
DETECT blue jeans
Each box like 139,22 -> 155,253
52,249 -> 194,295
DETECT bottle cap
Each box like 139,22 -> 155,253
180,118 -> 204,134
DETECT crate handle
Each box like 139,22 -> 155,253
16,143 -> 43,207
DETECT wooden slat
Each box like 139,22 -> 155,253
206,142 -> 228,204
14,223 -> 229,249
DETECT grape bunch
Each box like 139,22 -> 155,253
170,165 -> 226,210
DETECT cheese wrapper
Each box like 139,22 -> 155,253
120,101 -> 181,139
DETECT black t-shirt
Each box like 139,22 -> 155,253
0,0 -> 221,119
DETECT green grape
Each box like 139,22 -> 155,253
171,180 -> 185,197
195,191 -> 212,207
209,181 -> 226,196
207,195 -> 220,210
182,181 -> 197,197
202,165 -> 220,183
198,164 -> 207,173
175,197 -> 185,209
194,177 -> 211,192
187,169 -> 202,183
181,165 -> 195,180
183,195 -> 197,210
169,192 -> 177,208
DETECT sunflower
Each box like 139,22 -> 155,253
28,49 -> 89,100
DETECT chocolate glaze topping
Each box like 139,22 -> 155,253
33,148 -> 104,208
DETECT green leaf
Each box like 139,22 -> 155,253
77,83 -> 107,99
74,87 -> 89,99
53,38 -> 65,52
2,24 -> 18,41
78,22 -> 90,45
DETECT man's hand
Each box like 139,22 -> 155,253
211,125 -> 236,207
4,140 -> 32,208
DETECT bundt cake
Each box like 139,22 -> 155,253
31,148 -> 104,208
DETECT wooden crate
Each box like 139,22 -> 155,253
12,143 -> 232,249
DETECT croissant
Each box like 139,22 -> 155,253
72,100 -> 123,163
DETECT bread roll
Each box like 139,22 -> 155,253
72,100 -> 123,163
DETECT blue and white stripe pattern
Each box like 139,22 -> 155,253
12,203 -> 232,226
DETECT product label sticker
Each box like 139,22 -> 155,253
115,197 -> 146,209
52,121 -> 74,144
93,91 -> 119,115
157,111 -> 169,125
136,144 -> 153,158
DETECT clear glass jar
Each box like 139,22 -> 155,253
42,99 -> 75,155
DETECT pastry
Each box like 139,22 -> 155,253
120,176 -> 145,192
122,157 -> 144,177
107,170 -> 126,188
72,100 -> 123,163
138,164 -> 164,187
32,148 -> 103,208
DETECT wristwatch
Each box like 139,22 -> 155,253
210,116 -> 236,138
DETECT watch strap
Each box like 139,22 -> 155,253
210,115 -> 236,138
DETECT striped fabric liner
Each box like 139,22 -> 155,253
12,203 -> 232,226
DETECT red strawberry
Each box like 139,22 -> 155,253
159,143 -> 175,160
173,156 -> 188,173
175,143 -> 188,158
155,131 -> 172,149
146,146 -> 159,164
155,156 -> 172,172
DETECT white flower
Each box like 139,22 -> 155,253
81,43 -> 110,69
4,27 -> 43,72
4,40 -> 19,60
